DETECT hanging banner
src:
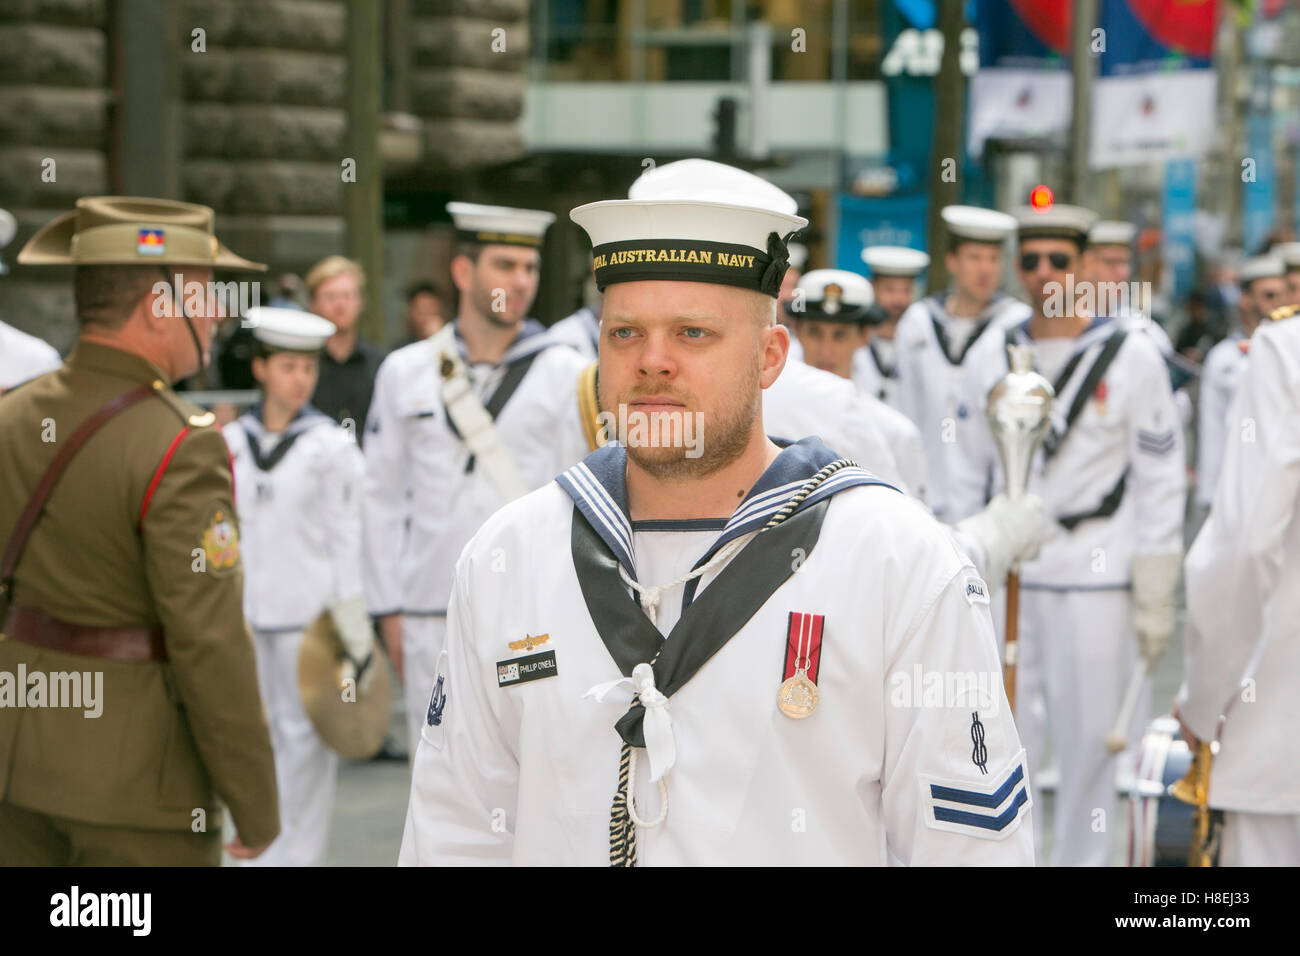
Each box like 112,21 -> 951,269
1089,0 -> 1219,169
968,0 -> 1073,157
1162,158 -> 1197,301
834,193 -> 929,275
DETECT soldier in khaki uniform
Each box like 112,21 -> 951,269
0,197 -> 280,865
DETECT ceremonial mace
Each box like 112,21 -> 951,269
985,344 -> 1055,713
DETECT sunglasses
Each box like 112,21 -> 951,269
1020,251 -> 1073,271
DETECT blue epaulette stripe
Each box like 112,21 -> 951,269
930,763 -> 1025,809
933,787 -> 1029,831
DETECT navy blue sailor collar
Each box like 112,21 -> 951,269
450,317 -> 553,366
238,402 -> 333,442
557,435 -> 895,581
1008,313 -> 1115,359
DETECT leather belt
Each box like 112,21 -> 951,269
1,605 -> 167,662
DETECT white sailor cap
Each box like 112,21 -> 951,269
0,208 -> 15,250
446,202 -> 555,249
245,306 -> 336,352
570,158 -> 808,297
1270,242 -> 1300,270
1088,220 -> 1138,247
786,242 -> 808,271
941,205 -> 1017,243
861,245 -> 930,278
784,269 -> 873,323
1014,204 -> 1098,244
1238,255 -> 1285,286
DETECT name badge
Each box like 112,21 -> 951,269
496,650 -> 558,687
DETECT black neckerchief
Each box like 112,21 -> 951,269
237,405 -> 331,472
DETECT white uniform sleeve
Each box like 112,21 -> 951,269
947,341 -> 1003,523
320,430 -> 366,605
1127,338 -> 1187,558
1195,344 -> 1232,508
360,356 -> 409,616
880,555 -> 1034,865
1180,325 -> 1300,739
399,543 -> 518,865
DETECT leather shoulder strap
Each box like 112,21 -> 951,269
1,384 -> 155,592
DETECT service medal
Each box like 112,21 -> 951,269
777,670 -> 819,718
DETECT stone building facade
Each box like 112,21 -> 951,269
0,0 -> 531,353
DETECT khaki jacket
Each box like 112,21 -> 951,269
0,340 -> 279,845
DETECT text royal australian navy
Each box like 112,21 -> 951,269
592,248 -> 756,269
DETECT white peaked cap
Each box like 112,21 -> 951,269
788,268 -> 874,322
246,306 -> 337,351
942,205 -> 1017,242
1088,220 -> 1138,247
861,245 -> 930,277
446,202 -> 555,248
1239,255 -> 1285,285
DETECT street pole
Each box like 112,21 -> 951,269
927,0 -> 965,292
345,0 -> 384,344
1069,0 -> 1097,207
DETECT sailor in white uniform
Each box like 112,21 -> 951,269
894,206 -> 1032,522
1176,314 -> 1300,866
1196,255 -> 1285,509
785,269 -> 928,503
222,307 -> 372,866
854,245 -> 930,408
399,163 -> 1034,867
362,203 -> 590,751
955,205 -> 1186,866
0,208 -> 62,392
1271,240 -> 1300,306
1085,220 -> 1195,428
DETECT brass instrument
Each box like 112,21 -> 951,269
1169,740 -> 1221,867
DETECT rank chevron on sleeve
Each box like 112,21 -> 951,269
920,752 -> 1031,840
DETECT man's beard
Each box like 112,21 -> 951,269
472,286 -> 524,329
615,368 -> 763,481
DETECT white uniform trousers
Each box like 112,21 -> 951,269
1220,812 -> 1300,866
1017,588 -> 1148,866
241,628 -> 338,867
401,615 -> 447,758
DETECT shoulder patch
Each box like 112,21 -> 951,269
919,749 -> 1031,841
200,505 -> 241,576
963,575 -> 990,606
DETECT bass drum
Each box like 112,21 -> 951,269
1127,716 -> 1196,866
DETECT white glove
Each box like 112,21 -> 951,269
954,492 -> 1046,587
329,595 -> 375,671
1132,553 -> 1180,667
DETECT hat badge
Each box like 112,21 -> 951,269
822,282 -> 843,315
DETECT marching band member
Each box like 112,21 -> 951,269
894,206 -> 1032,521
1177,314 -> 1300,866
399,161 -> 1034,867
223,307 -> 371,866
956,205 -> 1186,866
362,203 -> 590,752
855,245 -> 929,407
1197,255 -> 1285,509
